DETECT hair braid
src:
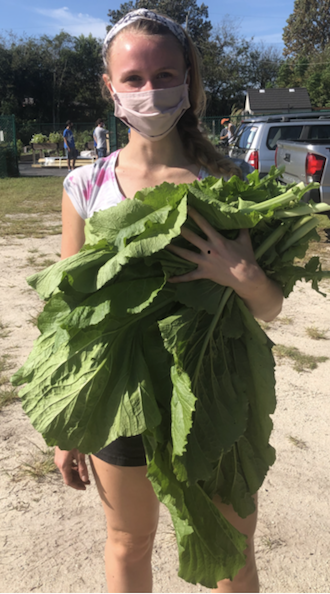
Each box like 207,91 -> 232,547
177,108 -> 241,178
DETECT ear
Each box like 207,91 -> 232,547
103,74 -> 114,98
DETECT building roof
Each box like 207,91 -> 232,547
246,88 -> 312,112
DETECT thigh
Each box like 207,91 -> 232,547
90,455 -> 159,536
213,494 -> 258,543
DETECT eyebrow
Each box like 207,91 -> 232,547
120,66 -> 179,76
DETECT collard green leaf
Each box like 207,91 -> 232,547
146,445 -> 247,588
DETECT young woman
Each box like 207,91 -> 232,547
55,9 -> 283,593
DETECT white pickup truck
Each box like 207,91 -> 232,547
275,136 -> 330,205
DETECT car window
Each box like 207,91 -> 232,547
236,126 -> 258,149
267,125 -> 303,150
307,125 -> 330,140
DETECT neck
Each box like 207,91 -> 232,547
121,127 -> 191,170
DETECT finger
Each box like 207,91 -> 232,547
166,244 -> 201,265
187,207 -> 220,240
77,453 -> 90,484
55,448 -> 88,491
237,228 -> 251,243
180,226 -> 209,253
168,269 -> 203,283
69,468 -> 88,490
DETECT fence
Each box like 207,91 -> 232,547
105,114 -> 237,152
0,115 -> 18,177
14,114 -> 239,160
17,119 -> 121,154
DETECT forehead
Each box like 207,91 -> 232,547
108,31 -> 185,71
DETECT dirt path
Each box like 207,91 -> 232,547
0,233 -> 330,593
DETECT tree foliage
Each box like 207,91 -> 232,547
276,0 -> 330,108
0,33 -> 108,140
283,0 -> 330,59
107,0 -> 212,48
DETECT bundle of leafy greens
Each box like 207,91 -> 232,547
12,167 -> 330,587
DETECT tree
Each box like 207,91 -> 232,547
40,32 -> 75,127
283,0 -> 330,59
69,35 -> 109,121
202,23 -> 282,113
107,0 -> 212,49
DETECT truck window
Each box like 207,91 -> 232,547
307,125 -> 330,140
267,125 -> 303,150
236,126 -> 257,149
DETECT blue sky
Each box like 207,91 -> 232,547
1,0 -> 293,51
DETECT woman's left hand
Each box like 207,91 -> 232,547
167,207 -> 263,298
167,207 -> 283,321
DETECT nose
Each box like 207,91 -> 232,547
141,79 -> 157,91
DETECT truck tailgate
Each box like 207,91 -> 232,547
276,140 -> 330,204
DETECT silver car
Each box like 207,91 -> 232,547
230,112 -> 330,177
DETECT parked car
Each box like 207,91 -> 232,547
275,136 -> 330,204
230,112 -> 330,177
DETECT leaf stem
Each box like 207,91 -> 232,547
192,223 -> 288,391
192,287 -> 233,392
278,218 -> 319,253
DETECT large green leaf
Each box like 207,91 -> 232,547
146,445 -> 247,588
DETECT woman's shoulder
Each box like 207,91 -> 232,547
63,150 -> 122,220
64,150 -> 120,186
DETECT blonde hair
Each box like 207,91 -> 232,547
104,17 -> 241,178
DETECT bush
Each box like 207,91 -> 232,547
30,133 -> 48,144
16,139 -> 24,158
49,132 -> 63,143
74,129 -> 94,152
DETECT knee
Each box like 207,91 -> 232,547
106,529 -> 155,566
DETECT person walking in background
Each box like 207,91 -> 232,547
63,121 -> 76,171
219,118 -> 229,144
93,119 -> 109,158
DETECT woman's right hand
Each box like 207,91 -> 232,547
54,447 -> 90,490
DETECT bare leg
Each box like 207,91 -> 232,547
90,456 -> 159,593
212,494 -> 259,594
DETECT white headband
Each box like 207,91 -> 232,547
102,9 -> 188,66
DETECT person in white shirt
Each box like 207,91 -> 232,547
93,119 -> 109,158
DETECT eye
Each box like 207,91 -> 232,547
124,74 -> 141,83
157,71 -> 172,79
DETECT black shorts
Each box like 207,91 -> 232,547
93,435 -> 146,467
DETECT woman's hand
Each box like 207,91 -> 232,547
54,447 -> 90,491
167,207 -> 283,322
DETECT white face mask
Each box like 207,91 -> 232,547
111,72 -> 190,141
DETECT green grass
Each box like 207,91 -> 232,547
0,388 -> 19,410
273,344 -> 329,372
0,177 -> 63,237
305,326 -> 328,340
20,447 -> 57,480
288,435 -> 308,450
277,316 -> 293,325
0,354 -> 13,387
28,313 -> 39,327
0,320 -> 10,339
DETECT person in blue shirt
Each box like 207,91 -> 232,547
63,121 -> 76,171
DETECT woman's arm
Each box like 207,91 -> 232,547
167,207 -> 283,323
61,189 -> 86,259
